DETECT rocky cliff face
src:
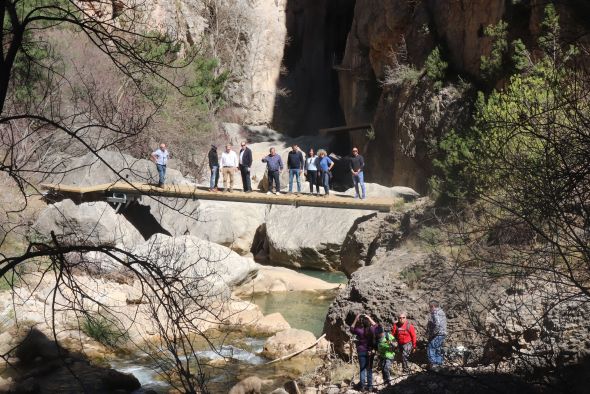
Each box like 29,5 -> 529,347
336,0 -> 504,193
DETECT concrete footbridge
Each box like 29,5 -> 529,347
40,182 -> 400,212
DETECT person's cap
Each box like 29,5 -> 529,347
375,326 -> 384,335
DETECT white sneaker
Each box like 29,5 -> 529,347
274,191 -> 279,195
266,191 -> 272,195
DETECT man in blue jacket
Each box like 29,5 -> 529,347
239,141 -> 253,192
262,147 -> 284,194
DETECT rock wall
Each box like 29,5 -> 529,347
336,0 -> 589,193
337,0 -> 504,193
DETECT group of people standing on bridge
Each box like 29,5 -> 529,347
349,301 -> 447,391
151,141 -> 367,199
206,142 -> 367,199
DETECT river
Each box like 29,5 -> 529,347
110,270 -> 348,392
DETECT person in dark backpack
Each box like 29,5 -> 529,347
208,144 -> 219,192
391,311 -> 417,373
375,325 -> 396,387
350,313 -> 377,391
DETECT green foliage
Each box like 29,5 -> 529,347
431,125 -> 481,203
538,4 -> 560,57
480,21 -> 509,82
0,272 -> 19,291
419,226 -> 443,247
480,21 -> 532,84
399,266 -> 424,290
382,64 -> 422,87
135,31 -> 181,63
82,313 -> 128,348
365,126 -> 376,141
188,58 -> 229,111
9,33 -> 54,103
431,5 -> 580,205
511,39 -> 530,72
425,47 -> 448,90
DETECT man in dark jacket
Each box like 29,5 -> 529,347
208,144 -> 219,191
287,144 -> 304,193
350,147 -> 366,199
239,141 -> 253,192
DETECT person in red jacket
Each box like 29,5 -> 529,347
391,311 -> 417,373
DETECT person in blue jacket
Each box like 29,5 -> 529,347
317,149 -> 334,196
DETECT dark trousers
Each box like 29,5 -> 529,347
307,170 -> 319,193
239,165 -> 251,191
399,342 -> 413,371
268,170 -> 280,192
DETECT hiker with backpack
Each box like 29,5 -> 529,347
391,311 -> 417,374
350,313 -> 378,391
375,325 -> 396,387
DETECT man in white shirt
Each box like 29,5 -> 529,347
151,143 -> 169,187
220,144 -> 239,192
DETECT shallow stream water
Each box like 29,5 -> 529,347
111,270 -> 348,392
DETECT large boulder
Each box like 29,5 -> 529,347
183,200 -> 267,255
262,328 -> 317,359
483,282 -> 590,370
31,200 -> 144,247
251,312 -> 291,335
323,247 -> 430,357
263,205 -> 375,271
339,205 -> 426,277
233,264 -> 341,295
131,234 -> 258,297
34,196 -> 266,255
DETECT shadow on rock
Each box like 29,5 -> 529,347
379,369 -> 542,394
1,328 -> 141,394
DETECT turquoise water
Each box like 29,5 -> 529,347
295,269 -> 348,284
245,289 -> 341,337
244,270 -> 347,337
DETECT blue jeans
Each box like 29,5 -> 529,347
353,170 -> 366,199
209,166 -> 219,189
428,335 -> 445,365
321,171 -> 330,194
156,164 -> 166,185
288,169 -> 301,192
358,352 -> 374,389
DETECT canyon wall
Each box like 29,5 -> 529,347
125,0 -> 589,192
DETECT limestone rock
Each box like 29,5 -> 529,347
131,234 -> 259,296
31,200 -> 144,247
185,200 -> 267,255
262,328 -> 317,359
324,248 -> 429,356
252,312 -> 291,335
343,183 -> 419,202
264,205 -> 375,271
233,264 -> 340,295
339,207 -> 421,277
